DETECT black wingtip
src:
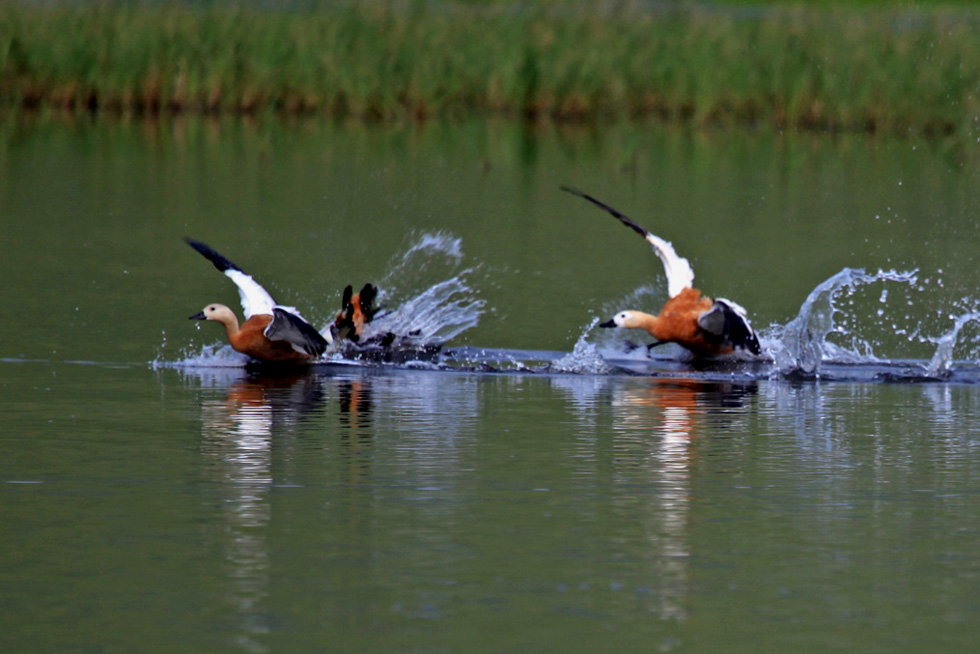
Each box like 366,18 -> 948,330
560,186 -> 649,239
184,238 -> 242,274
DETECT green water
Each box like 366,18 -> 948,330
3,118 -> 980,651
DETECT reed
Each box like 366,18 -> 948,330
1,2 -> 979,136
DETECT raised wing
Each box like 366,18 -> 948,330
185,238 -> 277,318
561,187 -> 695,298
265,308 -> 330,357
697,298 -> 761,355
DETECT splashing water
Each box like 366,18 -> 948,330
358,231 -> 485,348
925,312 -> 980,377
366,274 -> 485,346
155,343 -> 250,370
376,231 -> 467,301
550,318 -> 614,374
770,268 -> 918,376
166,232 -> 484,368
398,231 -> 464,263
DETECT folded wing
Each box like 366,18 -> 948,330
697,299 -> 761,355
265,308 -> 330,357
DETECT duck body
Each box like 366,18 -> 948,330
601,288 -> 759,356
563,187 -> 761,358
186,239 -> 330,363
190,304 -> 326,363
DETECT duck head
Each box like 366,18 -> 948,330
600,310 -> 644,329
189,303 -> 239,327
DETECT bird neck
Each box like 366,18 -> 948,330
216,313 -> 241,342
629,311 -> 663,337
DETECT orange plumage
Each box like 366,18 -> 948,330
191,304 -> 321,364
564,187 -> 761,358
606,289 -> 742,356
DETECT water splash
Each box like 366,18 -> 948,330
366,273 -> 485,346
155,343 -> 250,370
356,231 -> 485,348
925,312 -> 980,377
165,231 -> 484,369
770,268 -> 918,376
397,231 -> 464,264
550,318 -> 614,374
377,231 -> 467,299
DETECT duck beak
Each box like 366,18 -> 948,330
599,319 -> 617,328
189,311 -> 207,321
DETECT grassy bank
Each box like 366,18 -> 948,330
1,2 -> 979,136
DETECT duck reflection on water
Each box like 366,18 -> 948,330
552,374 -> 757,620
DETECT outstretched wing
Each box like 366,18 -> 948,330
185,238 -> 276,319
697,298 -> 761,355
561,186 -> 695,299
265,308 -> 330,357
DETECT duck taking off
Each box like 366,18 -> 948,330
186,238 -> 330,363
330,283 -> 379,343
561,187 -> 761,357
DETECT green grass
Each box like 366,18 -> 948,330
2,2 -> 980,136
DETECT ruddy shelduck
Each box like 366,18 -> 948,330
562,187 -> 761,357
186,238 -> 330,363
331,283 -> 379,343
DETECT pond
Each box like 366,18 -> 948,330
3,116 -> 980,651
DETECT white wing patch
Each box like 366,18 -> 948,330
224,269 -> 277,319
714,297 -> 749,318
559,187 -> 695,299
643,233 -> 695,299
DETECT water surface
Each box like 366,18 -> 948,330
3,117 -> 980,651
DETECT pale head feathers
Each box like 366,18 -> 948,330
193,303 -> 240,329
